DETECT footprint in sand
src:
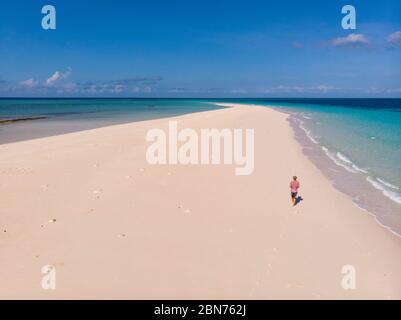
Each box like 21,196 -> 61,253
40,219 -> 56,228
177,205 -> 192,214
40,220 -> 56,229
92,189 -> 103,199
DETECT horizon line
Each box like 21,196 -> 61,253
1,97 -> 401,100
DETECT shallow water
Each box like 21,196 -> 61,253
0,98 -> 222,144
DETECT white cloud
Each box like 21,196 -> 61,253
387,88 -> 401,93
292,41 -> 303,48
19,78 -> 37,87
387,31 -> 401,46
230,89 -> 247,94
331,33 -> 369,47
46,67 -> 72,86
311,85 -> 337,92
264,85 -> 339,94
110,84 -> 124,93
364,87 -> 383,94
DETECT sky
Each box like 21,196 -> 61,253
0,0 -> 400,97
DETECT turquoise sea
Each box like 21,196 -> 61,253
1,98 -> 400,235
0,99 -> 223,144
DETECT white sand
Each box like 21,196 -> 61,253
0,104 -> 400,299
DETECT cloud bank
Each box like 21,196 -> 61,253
387,31 -> 401,47
0,71 -> 164,96
46,67 -> 72,86
330,33 -> 369,47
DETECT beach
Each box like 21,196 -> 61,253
0,104 -> 400,299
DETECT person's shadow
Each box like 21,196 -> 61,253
294,195 -> 304,206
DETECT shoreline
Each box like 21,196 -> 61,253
214,102 -> 401,238
286,110 -> 401,238
0,103 -> 225,145
0,104 -> 400,299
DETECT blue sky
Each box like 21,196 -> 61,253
0,0 -> 400,97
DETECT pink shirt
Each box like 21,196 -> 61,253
290,180 -> 300,193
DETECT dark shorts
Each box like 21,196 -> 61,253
291,192 -> 297,198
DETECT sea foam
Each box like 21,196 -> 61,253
321,147 -> 361,174
366,176 -> 401,205
299,122 -> 318,144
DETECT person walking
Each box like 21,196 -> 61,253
290,176 -> 300,206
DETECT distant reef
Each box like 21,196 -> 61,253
0,116 -> 48,124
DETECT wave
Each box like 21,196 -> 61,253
320,141 -> 401,207
351,165 -> 368,174
327,151 -> 400,198
321,147 -> 358,173
336,152 -> 353,164
321,147 -> 369,174
366,177 -> 401,205
377,178 -> 400,190
299,123 -> 319,144
297,116 -> 369,176
324,145 -> 401,206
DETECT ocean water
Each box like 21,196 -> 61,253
1,98 -> 400,235
0,98 -> 223,144
0,98 -> 223,120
